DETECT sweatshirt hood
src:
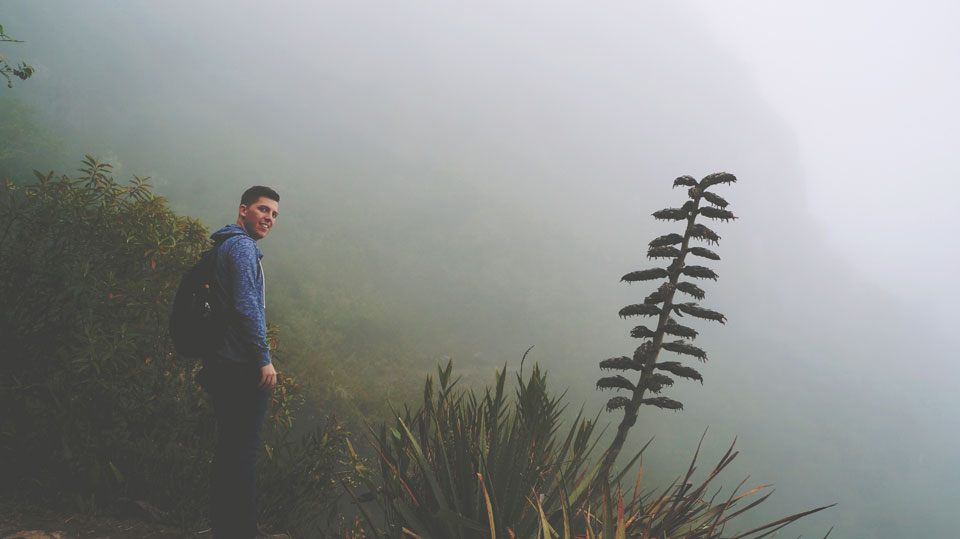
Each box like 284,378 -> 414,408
211,223 -> 250,243
211,224 -> 262,258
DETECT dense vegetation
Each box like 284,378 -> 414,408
359,361 -> 828,538
0,162 -> 355,534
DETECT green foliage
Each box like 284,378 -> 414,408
258,417 -> 358,535
0,157 -> 211,515
358,362 -> 832,538
0,158 -> 355,532
0,24 -> 35,88
362,360 -> 609,538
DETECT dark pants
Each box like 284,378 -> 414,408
202,360 -> 269,539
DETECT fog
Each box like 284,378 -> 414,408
690,0 -> 960,323
3,1 -> 957,536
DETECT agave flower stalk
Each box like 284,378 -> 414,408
597,172 -> 737,481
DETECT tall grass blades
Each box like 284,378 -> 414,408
360,362 -> 833,538
364,360 -> 610,538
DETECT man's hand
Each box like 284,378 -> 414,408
259,363 -> 278,391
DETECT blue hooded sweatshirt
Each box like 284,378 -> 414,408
209,223 -> 271,367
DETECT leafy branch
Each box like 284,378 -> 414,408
0,24 -> 35,88
597,172 -> 737,482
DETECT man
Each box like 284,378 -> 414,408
203,185 -> 285,539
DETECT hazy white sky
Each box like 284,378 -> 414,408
685,1 -> 960,317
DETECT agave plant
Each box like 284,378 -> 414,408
597,172 -> 737,480
354,360 -> 641,538
354,362 -> 834,538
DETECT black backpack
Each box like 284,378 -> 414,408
170,245 -> 225,357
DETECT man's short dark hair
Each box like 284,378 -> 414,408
240,186 -> 280,207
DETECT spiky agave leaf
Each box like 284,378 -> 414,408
655,361 -> 704,383
674,302 -> 727,324
606,396 -> 632,412
664,319 -> 699,339
648,233 -> 684,248
653,208 -> 689,221
599,356 -> 642,371
682,265 -> 718,280
647,246 -> 680,259
675,281 -> 705,300
596,375 -> 636,392
641,396 -> 683,410
699,206 -> 737,222
673,175 -> 697,188
641,373 -> 675,393
621,268 -> 669,282
688,246 -> 720,261
699,172 -> 737,190
630,325 -> 656,339
619,304 -> 661,318
687,223 -> 720,245
702,191 -> 729,208
662,340 -> 708,361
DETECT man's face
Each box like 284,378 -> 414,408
238,196 -> 279,240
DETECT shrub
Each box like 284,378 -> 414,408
360,360 -> 610,538
359,361 -> 832,538
0,157 -> 212,515
0,159 -> 354,532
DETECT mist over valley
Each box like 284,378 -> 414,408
2,2 -> 956,536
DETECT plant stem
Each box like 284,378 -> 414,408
597,193 -> 702,483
